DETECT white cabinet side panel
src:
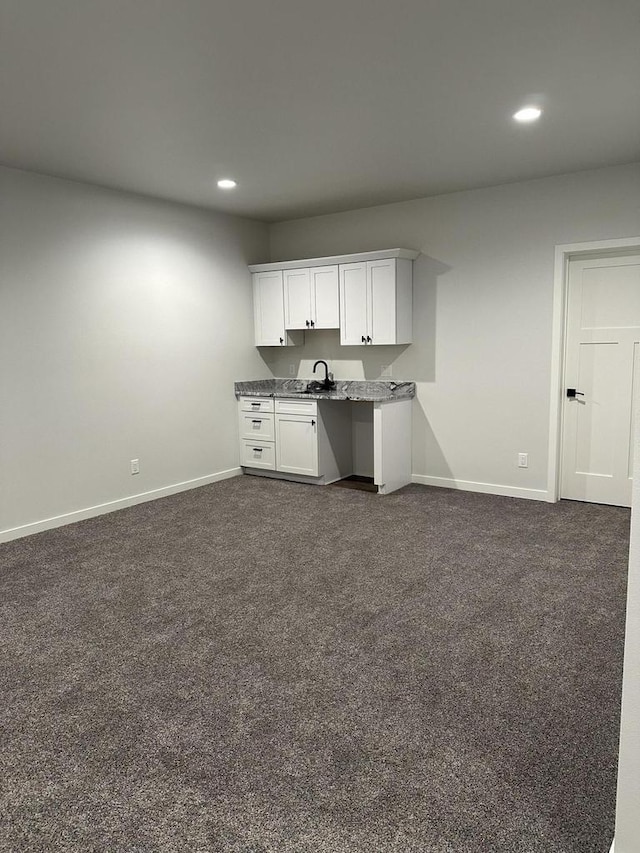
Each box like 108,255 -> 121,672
374,399 -> 412,494
396,257 -> 413,344
368,259 -> 397,345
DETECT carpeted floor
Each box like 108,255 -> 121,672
0,477 -> 629,852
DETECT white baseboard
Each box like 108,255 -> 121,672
411,474 -> 550,502
0,467 -> 241,544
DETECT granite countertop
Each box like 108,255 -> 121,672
234,378 -> 415,402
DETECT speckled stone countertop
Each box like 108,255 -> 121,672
234,378 -> 415,402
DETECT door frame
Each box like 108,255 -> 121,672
547,236 -> 640,502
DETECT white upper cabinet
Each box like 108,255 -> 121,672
253,271 -> 296,346
283,268 -> 312,329
339,258 -> 413,346
339,263 -> 369,345
283,265 -> 339,330
250,249 -> 416,347
310,265 -> 339,329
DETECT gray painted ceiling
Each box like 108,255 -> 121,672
1,0 -> 639,222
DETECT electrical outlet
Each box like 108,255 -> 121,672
288,363 -> 296,376
381,364 -> 392,378
130,458 -> 140,475
518,453 -> 528,468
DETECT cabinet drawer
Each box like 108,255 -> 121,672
275,398 -> 318,416
239,396 -> 274,413
239,412 -> 275,441
240,440 -> 276,470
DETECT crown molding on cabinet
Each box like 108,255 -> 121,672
248,248 -> 419,273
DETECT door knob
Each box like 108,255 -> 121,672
361,335 -> 366,343
566,388 -> 585,398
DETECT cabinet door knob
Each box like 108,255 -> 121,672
311,420 -> 316,426
366,335 -> 372,343
305,320 -> 310,327
310,320 -> 315,327
361,335 -> 366,343
279,337 -> 284,345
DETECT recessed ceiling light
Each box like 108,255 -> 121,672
513,106 -> 542,123
217,179 -> 237,189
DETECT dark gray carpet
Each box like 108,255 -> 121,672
0,477 -> 629,852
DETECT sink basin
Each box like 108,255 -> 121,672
304,381 -> 335,394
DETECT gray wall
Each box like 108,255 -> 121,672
267,163 -> 640,498
0,167 -> 270,539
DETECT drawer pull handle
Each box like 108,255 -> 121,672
252,447 -> 263,452
251,419 -> 262,423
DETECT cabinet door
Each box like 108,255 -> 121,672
310,265 -> 339,329
253,271 -> 287,346
339,262 -> 368,345
368,259 -> 397,345
283,268 -> 312,329
275,414 -> 319,476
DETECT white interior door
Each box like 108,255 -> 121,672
561,254 -> 640,507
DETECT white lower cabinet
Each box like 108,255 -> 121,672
238,396 -> 351,484
238,394 -> 412,493
274,398 -> 320,476
275,414 -> 318,476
